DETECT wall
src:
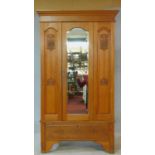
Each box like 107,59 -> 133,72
35,0 -> 121,11
34,1 -> 121,134
115,11 -> 121,133
34,13 -> 40,132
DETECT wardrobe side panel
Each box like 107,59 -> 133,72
93,22 -> 114,121
41,22 -> 62,121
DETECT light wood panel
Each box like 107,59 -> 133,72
40,22 -> 62,121
46,122 -> 110,141
93,22 -> 114,121
38,10 -> 118,22
62,22 -> 94,121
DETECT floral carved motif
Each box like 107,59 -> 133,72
100,78 -> 108,85
47,34 -> 55,51
47,77 -> 55,85
100,34 -> 109,50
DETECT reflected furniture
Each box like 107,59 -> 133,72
38,10 -> 118,153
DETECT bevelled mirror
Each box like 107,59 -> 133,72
66,28 -> 89,114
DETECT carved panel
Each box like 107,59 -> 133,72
98,27 -> 110,51
45,28 -> 57,51
94,23 -> 112,117
47,34 -> 55,50
100,34 -> 109,50
100,78 -> 108,85
47,77 -> 55,85
42,23 -> 61,117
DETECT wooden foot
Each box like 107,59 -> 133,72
41,141 -> 58,153
96,141 -> 114,153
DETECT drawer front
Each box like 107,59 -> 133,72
46,122 -> 111,141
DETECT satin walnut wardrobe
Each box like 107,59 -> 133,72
38,10 -> 118,153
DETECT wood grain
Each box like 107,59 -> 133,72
40,22 -> 62,121
37,10 -> 118,22
45,121 -> 112,141
39,10 -> 117,153
93,22 -> 114,121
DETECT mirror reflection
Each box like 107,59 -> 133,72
67,28 -> 89,114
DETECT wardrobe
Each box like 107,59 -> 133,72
38,10 -> 118,153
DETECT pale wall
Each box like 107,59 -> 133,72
35,0 -> 121,11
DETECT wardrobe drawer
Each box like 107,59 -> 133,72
45,122 -> 111,141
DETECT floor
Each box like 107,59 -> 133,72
67,95 -> 87,113
34,124 -> 121,155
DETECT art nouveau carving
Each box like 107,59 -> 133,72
100,78 -> 108,85
47,77 -> 55,85
45,28 -> 57,51
98,27 -> 111,50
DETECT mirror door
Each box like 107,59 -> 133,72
62,22 -> 93,121
67,28 -> 88,114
